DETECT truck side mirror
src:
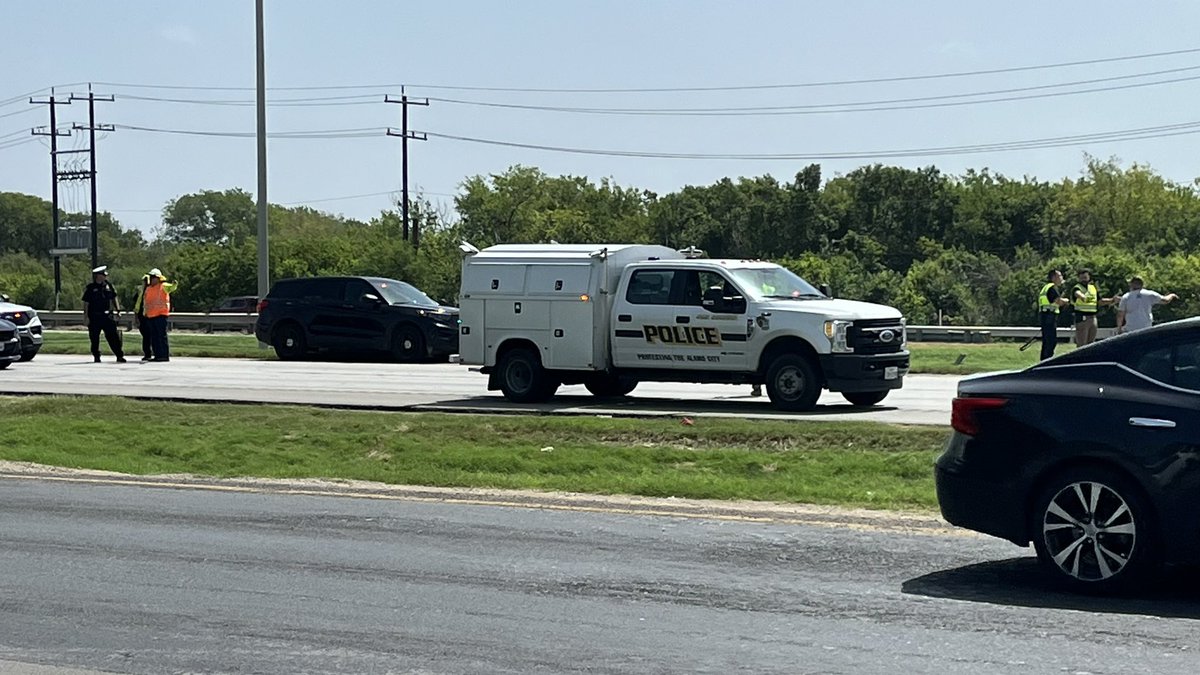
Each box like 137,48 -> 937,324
362,293 -> 383,307
0,294 -> 9,303
702,287 -> 746,314
819,283 -> 832,298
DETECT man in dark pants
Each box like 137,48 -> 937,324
81,266 -> 127,364
132,273 -> 153,361
142,268 -> 177,362
1038,269 -> 1070,361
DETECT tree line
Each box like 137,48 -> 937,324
2,156 -> 1198,327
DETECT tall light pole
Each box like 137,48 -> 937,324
255,0 -> 269,301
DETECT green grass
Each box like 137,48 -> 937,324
0,396 -> 949,510
40,330 -> 271,359
905,341 -> 1067,375
41,330 -> 1047,375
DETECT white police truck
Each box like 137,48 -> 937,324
456,243 -> 909,411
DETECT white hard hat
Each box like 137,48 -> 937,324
92,266 -> 108,275
149,268 -> 163,277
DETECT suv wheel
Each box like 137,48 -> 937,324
765,354 -> 821,411
1030,466 -> 1159,593
392,326 -> 426,363
498,347 -> 557,403
272,323 -> 308,361
0,361 -> 10,370
19,348 -> 38,362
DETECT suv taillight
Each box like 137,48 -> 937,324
950,397 -> 1008,436
256,299 -> 269,313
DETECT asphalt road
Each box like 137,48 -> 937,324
0,354 -> 958,425
1,476 -> 1198,674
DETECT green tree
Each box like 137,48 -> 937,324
160,188 -> 256,246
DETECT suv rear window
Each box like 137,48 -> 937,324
269,278 -> 346,300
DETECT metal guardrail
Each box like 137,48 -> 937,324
34,311 -> 1112,342
905,325 -> 1118,343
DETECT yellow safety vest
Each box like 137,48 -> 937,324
1038,283 -> 1059,314
1073,283 -> 1098,313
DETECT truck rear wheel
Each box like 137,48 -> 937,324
765,354 -> 821,412
584,374 -> 637,398
843,390 -> 889,407
498,347 -> 557,403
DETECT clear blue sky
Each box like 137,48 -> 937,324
2,0 -> 1199,235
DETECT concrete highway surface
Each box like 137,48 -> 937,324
1,354 -> 958,424
1,475 -> 1198,674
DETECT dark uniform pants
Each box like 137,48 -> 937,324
1040,311 -> 1059,361
88,314 -> 124,359
137,315 -> 153,358
148,315 -> 170,361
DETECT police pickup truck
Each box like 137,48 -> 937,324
457,243 -> 909,411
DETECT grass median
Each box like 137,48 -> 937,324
40,330 -> 271,359
41,330 -> 1047,374
0,396 -> 948,510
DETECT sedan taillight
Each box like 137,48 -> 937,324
951,396 -> 1008,436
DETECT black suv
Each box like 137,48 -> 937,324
255,276 -> 459,362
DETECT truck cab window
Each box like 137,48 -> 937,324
678,270 -> 741,308
626,270 -> 675,305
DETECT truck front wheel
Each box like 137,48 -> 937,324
765,354 -> 821,412
498,347 -> 557,403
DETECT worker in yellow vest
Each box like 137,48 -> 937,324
141,268 -> 178,362
1038,270 -> 1070,361
1069,268 -> 1117,347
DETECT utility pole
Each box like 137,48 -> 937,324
255,0 -> 270,301
386,88 -> 428,248
30,91 -> 72,306
70,85 -> 115,270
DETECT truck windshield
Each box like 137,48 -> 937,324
729,267 -> 825,301
372,279 -> 439,307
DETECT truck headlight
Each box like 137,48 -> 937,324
824,320 -> 853,353
900,318 -> 907,347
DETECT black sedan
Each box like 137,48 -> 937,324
936,317 -> 1200,593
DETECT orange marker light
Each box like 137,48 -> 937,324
580,294 -> 590,302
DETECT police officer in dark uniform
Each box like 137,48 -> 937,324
81,266 -> 127,363
1037,269 -> 1070,361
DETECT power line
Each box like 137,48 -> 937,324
429,67 -> 1200,117
114,124 -> 382,139
118,93 -> 380,107
0,107 -> 39,120
0,83 -> 89,108
85,46 -> 1200,94
108,188 -> 458,214
97,63 -> 1200,115
0,137 -> 39,152
421,119 -> 1200,161
0,128 -> 31,140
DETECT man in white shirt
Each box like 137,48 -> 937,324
1117,276 -> 1179,333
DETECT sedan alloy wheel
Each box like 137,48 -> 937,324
1042,480 -> 1136,582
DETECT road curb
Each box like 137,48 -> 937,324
0,461 -> 969,537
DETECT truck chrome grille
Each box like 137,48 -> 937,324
849,319 -> 906,354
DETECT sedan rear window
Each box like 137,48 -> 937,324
1128,342 -> 1200,391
